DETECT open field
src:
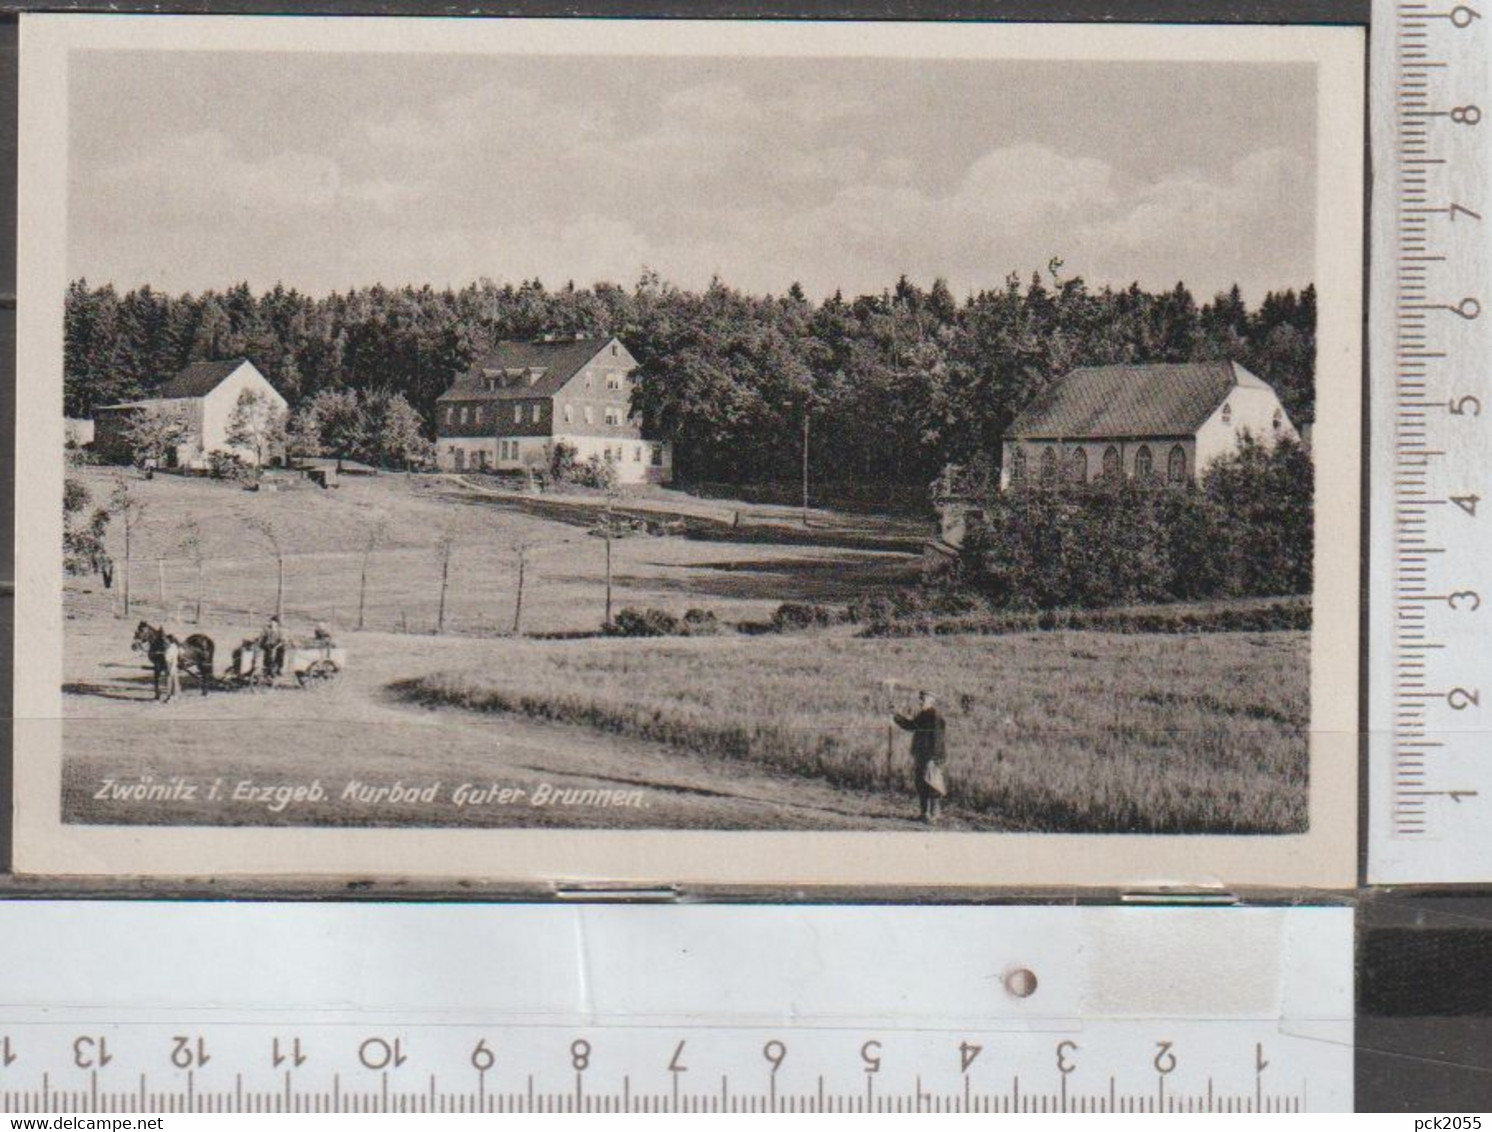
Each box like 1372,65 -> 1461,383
61,616 -> 932,831
61,469 -> 1308,834
455,475 -> 934,550
63,612 -> 1307,833
67,467 -> 920,637
402,630 -> 1309,834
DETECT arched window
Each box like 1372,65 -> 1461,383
1134,445 -> 1153,479
1067,447 -> 1087,484
1039,447 -> 1058,484
1221,402 -> 1232,425
1010,448 -> 1027,483
1102,445 -> 1121,480
1168,444 -> 1187,483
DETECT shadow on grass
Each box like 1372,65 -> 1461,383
548,554 -> 920,604
63,678 -> 160,703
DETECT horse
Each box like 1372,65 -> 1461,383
132,621 -> 215,700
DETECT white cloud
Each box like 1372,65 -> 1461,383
1096,148 -> 1309,251
103,130 -> 344,214
342,178 -> 433,214
97,129 -> 443,222
73,68 -> 1314,302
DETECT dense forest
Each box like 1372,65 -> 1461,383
64,272 -> 1316,487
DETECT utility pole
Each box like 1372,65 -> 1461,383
512,543 -> 526,635
801,409 -> 811,528
602,494 -> 615,626
605,534 -> 613,625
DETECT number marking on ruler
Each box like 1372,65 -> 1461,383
0,1024 -> 1319,1114
0,904 -> 1355,1113
1373,0 -> 1492,881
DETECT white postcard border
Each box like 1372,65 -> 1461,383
14,15 -> 1364,886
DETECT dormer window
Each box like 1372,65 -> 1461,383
459,407 -> 469,425
527,368 -> 543,387
1221,402 -> 1232,425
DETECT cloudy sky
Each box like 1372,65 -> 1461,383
67,51 -> 1316,301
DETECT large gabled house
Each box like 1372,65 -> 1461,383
92,358 -> 287,470
434,335 -> 673,484
1000,360 -> 1299,489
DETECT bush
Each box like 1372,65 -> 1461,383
206,449 -> 253,481
550,440 -> 579,483
62,475 -> 109,576
962,435 -> 1313,609
550,442 -> 620,491
606,607 -> 678,637
770,602 -> 845,631
576,454 -> 619,490
858,595 -> 1312,637
605,606 -> 722,637
681,608 -> 720,635
846,586 -> 987,626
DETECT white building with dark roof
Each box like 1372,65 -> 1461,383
1000,360 -> 1298,489
93,358 -> 287,469
434,335 -> 672,483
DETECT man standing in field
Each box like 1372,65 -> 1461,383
893,689 -> 949,823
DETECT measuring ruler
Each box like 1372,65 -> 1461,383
0,903 -> 1353,1113
1370,0 -> 1492,882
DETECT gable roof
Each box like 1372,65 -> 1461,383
438,337 -> 621,402
1004,360 -> 1261,440
156,358 -> 254,399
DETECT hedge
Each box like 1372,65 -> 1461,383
962,435 -> 1313,609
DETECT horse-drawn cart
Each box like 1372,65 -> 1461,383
230,641 -> 347,689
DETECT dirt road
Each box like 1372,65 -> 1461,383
62,619 -> 936,832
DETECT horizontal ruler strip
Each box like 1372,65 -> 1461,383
0,903 -> 1354,1113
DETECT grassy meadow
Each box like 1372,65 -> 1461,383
66,467 -> 920,637
401,629 -> 1310,834
63,468 -> 1310,834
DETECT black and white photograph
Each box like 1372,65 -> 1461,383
13,16 -> 1364,885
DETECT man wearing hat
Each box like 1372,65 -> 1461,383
893,689 -> 949,823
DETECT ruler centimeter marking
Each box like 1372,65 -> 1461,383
0,905 -> 1355,1113
0,1026 -> 1310,1115
1372,0 -> 1492,880
0,1084 -> 1308,1114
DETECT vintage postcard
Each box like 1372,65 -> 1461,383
13,15 -> 1364,886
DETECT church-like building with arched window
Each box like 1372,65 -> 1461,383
999,360 -> 1298,490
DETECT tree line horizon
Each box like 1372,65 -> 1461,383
64,270 -> 1317,488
